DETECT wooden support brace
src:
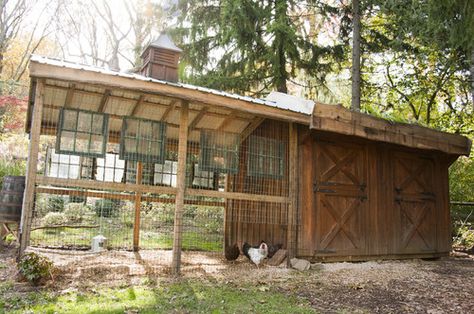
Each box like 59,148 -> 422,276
20,79 -> 45,254
287,122 -> 298,266
172,101 -> 189,274
133,162 -> 143,251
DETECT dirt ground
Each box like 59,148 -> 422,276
1,245 -> 473,313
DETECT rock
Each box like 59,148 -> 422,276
267,249 -> 287,266
310,262 -> 323,270
290,258 -> 310,271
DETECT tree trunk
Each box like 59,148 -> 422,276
351,0 -> 361,111
275,0 -> 288,94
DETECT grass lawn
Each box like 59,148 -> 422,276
0,280 -> 314,314
30,225 -> 223,252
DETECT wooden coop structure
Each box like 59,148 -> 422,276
20,37 -> 470,270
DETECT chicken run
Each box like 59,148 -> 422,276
16,34 -> 471,274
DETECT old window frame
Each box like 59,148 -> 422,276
119,117 -> 167,164
247,135 -> 285,179
56,108 -> 109,158
199,129 -> 240,174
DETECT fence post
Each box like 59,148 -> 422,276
19,79 -> 44,255
287,122 -> 298,266
133,162 -> 143,251
171,101 -> 189,274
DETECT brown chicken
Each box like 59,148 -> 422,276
267,243 -> 283,258
225,243 -> 240,261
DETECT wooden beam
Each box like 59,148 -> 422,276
311,103 -> 471,156
129,94 -> 145,116
63,83 -> 75,108
287,122 -> 298,265
188,106 -> 208,130
161,100 -> 177,122
30,61 -> 309,124
240,117 -> 265,143
133,162 -> 143,251
172,101 -> 189,275
36,176 -> 177,195
97,89 -> 111,112
35,186 -> 225,206
20,79 -> 45,254
186,188 -> 289,204
217,113 -> 235,131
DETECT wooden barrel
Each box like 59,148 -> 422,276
0,190 -> 23,222
2,176 -> 26,192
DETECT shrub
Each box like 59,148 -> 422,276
0,158 -> 26,189
42,212 -> 67,226
94,199 -> 121,217
18,252 -> 54,285
194,206 -> 223,234
47,195 -> 65,212
64,203 -> 95,223
143,203 -> 174,224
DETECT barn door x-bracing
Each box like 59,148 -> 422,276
392,152 -> 436,253
313,140 -> 368,256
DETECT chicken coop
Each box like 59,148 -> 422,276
20,35 -> 471,272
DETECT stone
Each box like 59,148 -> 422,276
267,249 -> 287,266
290,258 -> 311,271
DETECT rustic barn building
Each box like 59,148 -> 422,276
20,35 -> 471,271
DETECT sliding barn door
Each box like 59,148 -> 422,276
313,140 -> 368,256
392,152 -> 437,254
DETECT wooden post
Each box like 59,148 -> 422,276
171,101 -> 189,274
287,122 -> 298,266
19,79 -> 45,254
133,161 -> 143,251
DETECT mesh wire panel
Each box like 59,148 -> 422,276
27,84 -> 293,274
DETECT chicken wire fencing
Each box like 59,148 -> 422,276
25,86 -> 293,273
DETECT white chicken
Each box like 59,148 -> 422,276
242,241 -> 268,268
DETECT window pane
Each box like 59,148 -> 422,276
59,131 -> 75,151
137,139 -> 149,156
75,133 -> 89,153
125,119 -> 139,137
141,121 -> 152,139
77,112 -> 92,132
124,138 -> 137,154
62,110 -> 77,129
91,114 -> 104,133
90,134 -> 104,154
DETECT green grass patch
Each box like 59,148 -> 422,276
2,281 -> 314,314
30,224 -> 222,252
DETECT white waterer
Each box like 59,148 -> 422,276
91,235 -> 107,252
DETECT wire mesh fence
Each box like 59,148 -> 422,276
25,81 -> 292,273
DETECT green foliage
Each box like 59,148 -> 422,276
17,253 -> 53,285
142,203 -> 174,225
174,0 -> 340,95
42,212 -> 67,226
453,224 -> 474,249
63,203 -> 95,223
449,157 -> 474,202
193,206 -> 224,234
0,158 -> 25,189
48,196 -> 65,212
94,199 -> 121,218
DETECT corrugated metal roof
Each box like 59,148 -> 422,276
30,55 -> 314,116
148,34 -> 183,53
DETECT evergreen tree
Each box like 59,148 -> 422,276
172,0 -> 342,96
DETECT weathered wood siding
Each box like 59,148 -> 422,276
298,130 -> 452,261
225,120 -> 289,249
